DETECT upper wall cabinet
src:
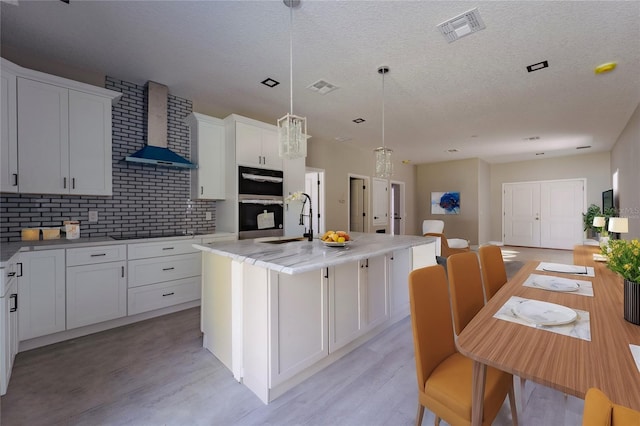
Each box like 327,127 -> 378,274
0,65 -> 18,193
1,58 -> 121,196
233,117 -> 282,170
185,112 -> 226,200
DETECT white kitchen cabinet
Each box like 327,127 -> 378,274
185,112 -> 226,200
283,156 -> 306,237
1,254 -> 19,396
268,268 -> 328,387
372,177 -> 389,227
236,120 -> 282,170
360,255 -> 389,332
127,239 -> 202,316
18,249 -> 66,341
388,248 -> 412,321
328,262 -> 362,353
18,78 -> 113,196
1,62 -> 18,193
66,245 -> 127,330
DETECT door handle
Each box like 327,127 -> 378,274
121,266 -> 125,278
201,186 -> 204,195
10,294 -> 17,312
63,177 -> 67,188
12,173 -> 18,186
17,262 -> 23,277
72,177 -> 75,189
163,267 -> 175,271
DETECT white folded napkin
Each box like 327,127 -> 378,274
630,344 -> 640,373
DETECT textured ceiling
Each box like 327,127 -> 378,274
2,0 -> 639,164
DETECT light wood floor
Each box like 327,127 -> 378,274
1,247 -> 584,426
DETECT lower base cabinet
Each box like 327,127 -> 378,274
1,278 -> 18,395
66,262 -> 127,329
128,277 -> 200,316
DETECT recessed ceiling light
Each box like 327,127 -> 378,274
334,136 -> 352,142
307,80 -> 339,95
437,8 -> 486,43
446,148 -> 460,153
576,145 -> 592,150
535,152 -> 545,156
526,61 -> 549,73
352,118 -> 365,124
261,78 -> 280,88
594,62 -> 617,75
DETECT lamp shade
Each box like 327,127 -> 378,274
593,216 -> 606,228
608,217 -> 628,233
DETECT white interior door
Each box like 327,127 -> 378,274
540,180 -> 585,249
350,178 -> 365,233
503,182 -> 541,247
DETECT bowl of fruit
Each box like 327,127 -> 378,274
320,231 -> 351,247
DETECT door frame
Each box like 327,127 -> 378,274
502,178 -> 586,248
348,173 -> 370,233
390,180 -> 406,235
305,167 -> 325,237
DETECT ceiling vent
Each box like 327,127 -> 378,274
437,8 -> 486,43
307,79 -> 339,95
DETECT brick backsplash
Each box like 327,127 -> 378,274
0,77 -> 216,242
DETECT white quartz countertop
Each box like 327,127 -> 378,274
0,232 -> 236,266
194,232 -> 436,275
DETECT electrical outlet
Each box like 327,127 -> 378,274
205,212 -> 212,221
88,210 -> 98,222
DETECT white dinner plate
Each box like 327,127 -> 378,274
531,276 -> 580,292
513,300 -> 578,326
322,240 -> 351,247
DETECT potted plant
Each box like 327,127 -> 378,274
583,204 -> 602,238
604,239 -> 640,325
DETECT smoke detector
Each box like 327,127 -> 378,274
307,79 -> 339,95
437,8 -> 486,43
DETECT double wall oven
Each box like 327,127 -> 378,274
238,166 -> 284,240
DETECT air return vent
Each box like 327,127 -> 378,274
437,8 -> 486,43
307,79 -> 339,95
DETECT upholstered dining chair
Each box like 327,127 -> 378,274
408,265 -> 518,426
478,245 -> 508,302
424,232 -> 470,258
582,387 -> 640,425
446,252 -> 487,335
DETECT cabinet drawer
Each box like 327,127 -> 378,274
67,245 -> 126,266
128,277 -> 200,316
128,239 -> 200,260
128,253 -> 201,288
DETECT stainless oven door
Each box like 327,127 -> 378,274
238,196 -> 284,240
238,166 -> 284,197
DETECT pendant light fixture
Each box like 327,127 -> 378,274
374,66 -> 393,178
278,0 -> 307,160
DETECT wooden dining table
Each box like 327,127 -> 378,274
456,245 -> 640,426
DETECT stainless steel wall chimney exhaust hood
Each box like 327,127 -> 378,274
124,81 -> 197,169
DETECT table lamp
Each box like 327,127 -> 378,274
608,217 -> 628,239
593,216 -> 606,233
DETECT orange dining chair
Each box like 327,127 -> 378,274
446,252 -> 487,335
478,245 -> 508,302
582,387 -> 640,425
408,265 -> 518,426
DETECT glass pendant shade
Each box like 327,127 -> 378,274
375,146 -> 393,178
278,113 -> 307,160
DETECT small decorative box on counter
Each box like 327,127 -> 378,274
42,228 -> 61,240
21,228 -> 40,241
64,221 -> 80,240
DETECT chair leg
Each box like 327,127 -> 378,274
416,403 -> 425,426
434,416 -> 441,426
520,377 -> 527,412
508,382 -> 519,426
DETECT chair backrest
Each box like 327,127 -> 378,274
408,265 -> 456,392
423,232 -> 451,257
422,220 -> 444,234
447,251 -> 485,335
478,245 -> 508,301
583,387 -> 640,426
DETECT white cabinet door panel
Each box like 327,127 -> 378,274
389,248 -> 411,319
1,69 -> 18,193
328,262 -> 361,353
128,239 -> 200,260
18,250 -> 66,341
372,178 -> 389,227
128,253 -> 201,288
66,262 -> 127,329
17,78 -> 69,194
69,90 -> 112,195
362,255 -> 388,331
128,277 -> 200,316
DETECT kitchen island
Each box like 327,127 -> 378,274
193,232 -> 437,403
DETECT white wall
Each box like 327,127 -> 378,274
611,102 -> 640,239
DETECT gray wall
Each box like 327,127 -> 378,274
0,77 -> 216,242
611,102 -> 640,239
477,159 -> 491,245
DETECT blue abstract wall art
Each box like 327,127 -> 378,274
431,191 -> 460,215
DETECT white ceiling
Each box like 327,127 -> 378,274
2,0 -> 639,165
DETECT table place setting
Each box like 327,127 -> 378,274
536,261 -> 595,277
523,273 -> 594,297
494,296 -> 591,341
